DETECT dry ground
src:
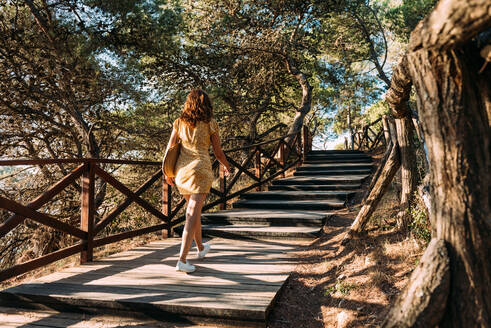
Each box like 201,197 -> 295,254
267,173 -> 425,328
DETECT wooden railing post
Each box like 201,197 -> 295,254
279,141 -> 286,178
302,125 -> 309,161
162,178 -> 171,238
255,147 -> 261,191
309,130 -> 313,152
81,162 -> 95,264
296,131 -> 302,166
219,163 -> 227,210
382,115 -> 390,148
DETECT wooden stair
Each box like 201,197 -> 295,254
189,150 -> 372,240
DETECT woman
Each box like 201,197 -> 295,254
165,89 -> 231,273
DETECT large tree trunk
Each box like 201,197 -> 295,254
394,116 -> 417,231
382,239 -> 450,328
406,45 -> 491,327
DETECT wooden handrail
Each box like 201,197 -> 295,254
348,116 -> 386,151
0,125 -> 311,283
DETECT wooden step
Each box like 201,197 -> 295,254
202,209 -> 329,226
232,199 -> 345,211
293,169 -> 372,176
304,158 -> 372,164
200,225 -> 322,240
296,163 -> 375,171
308,150 -> 365,155
271,175 -> 369,186
268,184 -> 361,191
306,153 -> 371,160
240,191 -> 355,201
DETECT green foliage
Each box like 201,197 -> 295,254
408,199 -> 431,244
325,281 -> 356,296
383,0 -> 437,42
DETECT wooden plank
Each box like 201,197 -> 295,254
0,164 -> 86,238
95,248 -> 297,259
94,165 -> 168,223
95,168 -> 163,234
2,283 -> 272,310
93,222 -> 168,247
222,131 -> 296,154
80,163 -> 95,263
46,266 -> 290,286
68,260 -> 293,274
219,163 -> 227,210
17,278 -> 278,300
255,148 -> 261,191
224,150 -> 256,194
34,271 -> 285,291
0,244 -> 83,282
256,143 -> 282,177
225,155 -> 260,183
0,158 -> 161,166
0,195 -> 87,239
0,306 -> 207,328
1,238 -> 296,323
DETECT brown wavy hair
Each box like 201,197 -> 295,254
180,89 -> 213,128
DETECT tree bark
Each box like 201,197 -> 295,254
285,56 -> 313,139
406,45 -> 491,328
362,117 -> 395,201
382,239 -> 450,328
342,142 -> 401,244
394,116 -> 417,231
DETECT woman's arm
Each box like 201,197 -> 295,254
163,128 -> 179,185
211,133 -> 231,176
166,128 -> 179,152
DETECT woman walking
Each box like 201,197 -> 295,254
165,89 -> 230,273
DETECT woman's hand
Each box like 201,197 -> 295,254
223,166 -> 231,177
165,175 -> 175,186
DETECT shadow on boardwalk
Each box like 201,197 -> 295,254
1,237 -> 305,327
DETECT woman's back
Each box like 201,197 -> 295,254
175,118 -> 218,157
174,118 -> 219,195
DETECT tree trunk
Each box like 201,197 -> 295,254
406,46 -> 491,327
362,117 -> 396,201
394,116 -> 417,231
285,57 -> 312,140
382,239 -> 450,328
342,143 -> 401,244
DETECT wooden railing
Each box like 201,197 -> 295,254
0,126 -> 312,283
346,117 -> 386,151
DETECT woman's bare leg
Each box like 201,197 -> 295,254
179,193 -> 207,263
183,195 -> 204,252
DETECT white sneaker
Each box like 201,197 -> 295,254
197,243 -> 211,259
175,260 -> 195,273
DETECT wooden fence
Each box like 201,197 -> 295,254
0,126 -> 311,282
346,116 -> 387,151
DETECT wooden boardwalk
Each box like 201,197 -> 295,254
1,150 -> 372,327
0,238 -> 304,327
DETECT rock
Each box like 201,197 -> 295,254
337,274 -> 346,281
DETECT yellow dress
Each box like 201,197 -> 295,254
173,118 -> 219,195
